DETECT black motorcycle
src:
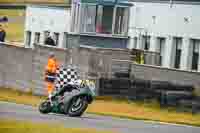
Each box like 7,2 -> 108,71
39,80 -> 96,117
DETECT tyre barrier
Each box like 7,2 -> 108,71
99,78 -> 131,96
98,77 -> 197,111
171,83 -> 194,92
177,97 -> 200,113
114,72 -> 130,78
99,78 -> 156,100
160,90 -> 194,106
133,78 -> 151,90
150,80 -> 172,90
111,78 -> 131,90
150,80 -> 194,92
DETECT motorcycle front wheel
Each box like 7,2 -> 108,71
39,101 -> 51,114
68,96 -> 88,117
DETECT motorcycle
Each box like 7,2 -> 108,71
39,80 -> 96,117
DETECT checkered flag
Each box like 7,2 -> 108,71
55,66 -> 78,91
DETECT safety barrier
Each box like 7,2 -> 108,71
98,77 -> 200,112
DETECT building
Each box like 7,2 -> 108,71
24,4 -> 71,48
25,0 -> 133,49
24,0 -> 200,72
128,0 -> 200,72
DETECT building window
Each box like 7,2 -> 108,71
72,3 -> 130,36
157,37 -> 166,66
191,39 -> 200,71
81,4 -> 97,33
174,37 -> 182,69
44,31 -> 50,43
81,5 -> 114,34
133,37 -> 137,49
114,7 -> 129,35
64,32 -> 69,48
26,31 -> 32,46
34,32 -> 40,44
97,5 -> 114,34
53,32 -> 59,46
43,31 -> 57,46
71,4 -> 80,32
142,35 -> 150,50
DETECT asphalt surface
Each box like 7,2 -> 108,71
0,101 -> 200,133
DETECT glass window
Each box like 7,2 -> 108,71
133,37 -> 137,49
53,32 -> 59,46
95,5 -> 103,33
26,31 -> 32,46
71,4 -> 80,32
191,39 -> 200,70
142,35 -> 150,50
81,4 -> 97,33
194,40 -> 199,53
34,32 -> 40,44
157,37 -> 166,66
114,7 -> 129,35
174,37 -> 182,69
96,5 -> 114,34
64,32 -> 69,48
81,5 -> 114,34
44,31 -> 50,42
71,4 -> 76,32
72,3 -> 130,36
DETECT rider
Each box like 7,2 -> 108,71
45,52 -> 59,105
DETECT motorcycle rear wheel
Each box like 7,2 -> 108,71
68,97 -> 88,117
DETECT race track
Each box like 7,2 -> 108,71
0,101 -> 200,133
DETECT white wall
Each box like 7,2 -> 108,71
25,5 -> 71,32
128,2 -> 200,71
129,2 -> 200,39
25,5 -> 71,47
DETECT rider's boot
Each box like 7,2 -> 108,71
48,94 -> 53,106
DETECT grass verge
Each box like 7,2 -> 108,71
0,9 -> 25,17
0,9 -> 25,42
0,88 -> 200,127
0,118 -> 113,133
4,23 -> 24,42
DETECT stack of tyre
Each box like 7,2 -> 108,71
99,71 -> 200,113
150,80 -> 200,113
129,78 -> 152,100
99,77 -> 131,97
150,80 -> 194,106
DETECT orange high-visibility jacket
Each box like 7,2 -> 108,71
45,58 -> 59,74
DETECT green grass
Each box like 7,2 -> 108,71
0,87 -> 200,127
0,9 -> 25,17
0,118 -> 113,133
0,9 -> 25,42
4,23 -> 25,42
